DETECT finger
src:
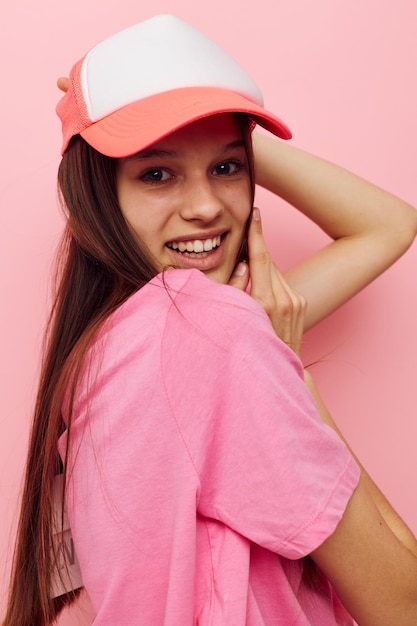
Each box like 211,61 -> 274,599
247,207 -> 274,303
269,266 -> 307,356
228,261 -> 250,292
57,77 -> 70,93
247,209 -> 307,355
247,207 -> 268,266
248,210 -> 306,319
248,208 -> 289,312
271,265 -> 307,319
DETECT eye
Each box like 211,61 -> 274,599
212,160 -> 242,176
140,168 -> 172,184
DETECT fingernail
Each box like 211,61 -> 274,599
233,262 -> 247,277
253,207 -> 260,221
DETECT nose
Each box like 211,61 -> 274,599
179,178 -> 224,222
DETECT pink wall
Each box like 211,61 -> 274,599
1,1 -> 416,621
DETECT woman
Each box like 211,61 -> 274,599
3,14 -> 417,626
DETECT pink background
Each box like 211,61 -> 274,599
1,1 -> 416,622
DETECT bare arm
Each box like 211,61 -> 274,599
311,473 -> 417,626
253,132 -> 417,330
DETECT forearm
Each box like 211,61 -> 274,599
304,369 -> 417,558
252,132 -> 417,329
253,131 -> 417,243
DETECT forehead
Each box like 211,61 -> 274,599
147,113 -> 243,152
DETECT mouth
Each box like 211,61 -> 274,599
166,235 -> 222,258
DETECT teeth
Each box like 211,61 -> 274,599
167,236 -> 221,254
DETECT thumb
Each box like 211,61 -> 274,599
228,262 -> 249,292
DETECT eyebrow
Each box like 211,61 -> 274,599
127,139 -> 246,162
128,148 -> 177,161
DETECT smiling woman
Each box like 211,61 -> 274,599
3,13 -> 417,626
116,114 -> 253,283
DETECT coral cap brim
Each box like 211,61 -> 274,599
79,87 -> 291,158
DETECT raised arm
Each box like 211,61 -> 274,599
253,132 -> 417,330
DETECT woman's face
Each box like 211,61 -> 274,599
116,113 -> 252,284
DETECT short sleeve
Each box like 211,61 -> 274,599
161,271 -> 360,559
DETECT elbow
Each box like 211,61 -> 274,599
386,199 -> 417,257
398,200 -> 417,248
410,210 -> 417,245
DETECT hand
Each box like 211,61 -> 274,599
229,208 -> 307,358
57,77 -> 69,92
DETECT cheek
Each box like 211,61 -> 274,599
238,195 -> 253,230
122,202 -> 172,255
116,183 -> 156,236
116,180 -> 136,226
230,184 -> 252,223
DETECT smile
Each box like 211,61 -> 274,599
166,235 -> 222,257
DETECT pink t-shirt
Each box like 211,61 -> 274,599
59,269 -> 359,625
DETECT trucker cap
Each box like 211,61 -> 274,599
56,14 -> 292,157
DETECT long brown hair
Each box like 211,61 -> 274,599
2,113 -> 255,625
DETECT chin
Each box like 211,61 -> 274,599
203,267 -> 231,285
